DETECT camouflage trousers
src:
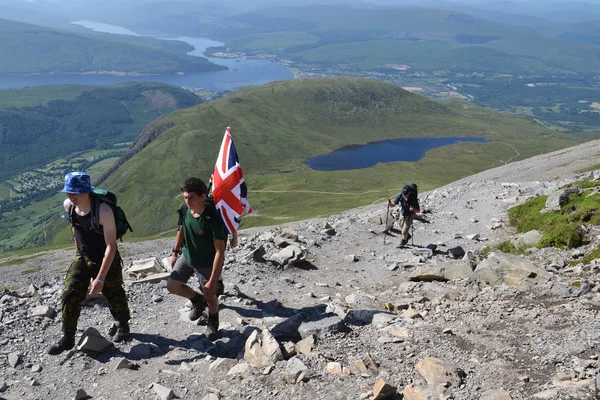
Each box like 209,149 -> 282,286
61,252 -> 130,334
396,212 -> 415,241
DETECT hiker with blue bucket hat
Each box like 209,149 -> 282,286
48,172 -> 131,355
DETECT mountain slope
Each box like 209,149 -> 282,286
0,82 -> 203,181
0,18 -> 226,75
199,5 -> 600,75
88,77 -> 582,240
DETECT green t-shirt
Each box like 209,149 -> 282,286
181,206 -> 227,268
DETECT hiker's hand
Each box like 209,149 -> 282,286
388,200 -> 394,207
170,253 -> 178,268
230,235 -> 238,248
89,279 -> 103,295
204,279 -> 216,298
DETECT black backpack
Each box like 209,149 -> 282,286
68,188 -> 133,240
402,183 -> 418,197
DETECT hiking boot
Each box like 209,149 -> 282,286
206,313 -> 219,341
396,239 -> 408,248
189,294 -> 207,321
113,322 -> 130,343
47,333 -> 75,355
216,279 -> 225,296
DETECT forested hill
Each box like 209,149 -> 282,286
0,82 -> 202,180
0,18 -> 226,75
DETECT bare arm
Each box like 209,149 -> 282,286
230,232 -> 238,248
63,199 -> 79,249
89,203 -> 117,294
170,227 -> 184,267
204,239 -> 225,297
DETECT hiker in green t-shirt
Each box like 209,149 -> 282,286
167,178 -> 227,340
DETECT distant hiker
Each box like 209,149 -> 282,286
388,183 -> 421,248
168,178 -> 226,340
48,172 -> 131,355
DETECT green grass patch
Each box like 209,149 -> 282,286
494,240 -> 529,255
22,267 -> 41,274
580,247 -> 600,265
576,163 -> 600,173
508,184 -> 600,248
0,253 -> 43,267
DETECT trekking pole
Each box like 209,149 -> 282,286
383,202 -> 389,245
411,222 -> 414,246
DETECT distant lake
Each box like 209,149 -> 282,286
0,21 -> 294,91
306,137 -> 490,171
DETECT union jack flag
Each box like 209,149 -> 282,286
210,127 -> 251,234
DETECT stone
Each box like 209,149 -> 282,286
209,358 -> 236,373
244,329 -> 283,366
352,353 -> 379,374
30,305 -> 55,318
402,385 -> 428,400
270,245 -> 304,266
472,251 -> 551,287
326,362 -> 343,374
0,381 -> 7,392
251,245 -> 267,261
31,364 -> 42,372
298,315 -> 345,338
202,394 -> 220,400
466,233 -> 480,241
532,389 -> 558,399
152,294 -> 163,303
481,389 -> 513,400
402,308 -> 422,319
73,388 -> 89,400
127,257 -> 161,275
373,379 -> 397,399
444,261 -> 474,281
227,362 -> 251,376
295,334 -> 317,355
448,246 -> 466,259
130,343 -> 152,359
152,383 -> 176,400
344,309 -> 396,326
8,352 -> 20,367
115,358 -> 139,370
415,357 -> 466,388
513,230 -> 542,247
271,313 -> 304,342
345,292 -> 377,308
130,272 -> 170,284
282,341 -> 296,359
285,357 -> 308,384
77,327 -> 112,353
410,266 -> 447,282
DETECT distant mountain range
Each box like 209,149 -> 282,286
0,18 -> 226,75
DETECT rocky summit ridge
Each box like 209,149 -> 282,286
3,139 -> 600,400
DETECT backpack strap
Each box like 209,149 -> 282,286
177,203 -> 188,228
90,195 -> 102,232
67,202 -> 75,224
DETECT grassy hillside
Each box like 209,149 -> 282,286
0,18 -> 226,75
0,82 -> 202,181
48,77 -> 581,243
0,85 -> 96,108
198,5 -> 600,75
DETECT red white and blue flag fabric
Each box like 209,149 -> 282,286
210,126 -> 251,234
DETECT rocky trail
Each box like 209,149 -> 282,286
3,140 -> 600,400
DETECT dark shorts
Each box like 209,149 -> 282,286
170,255 -> 213,286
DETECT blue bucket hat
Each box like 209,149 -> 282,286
62,172 -> 92,194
